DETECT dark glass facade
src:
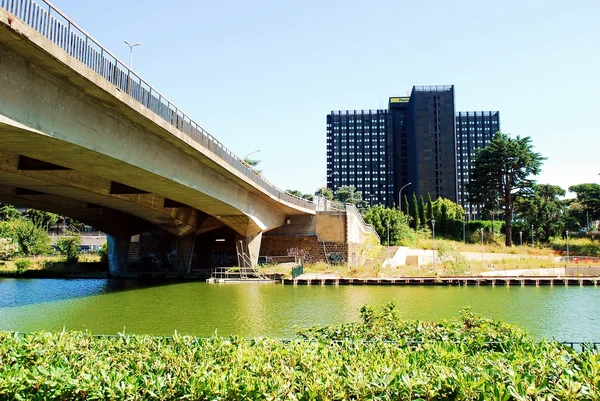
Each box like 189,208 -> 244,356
326,110 -> 393,206
327,86 -> 499,211
407,86 -> 456,202
455,111 -> 501,219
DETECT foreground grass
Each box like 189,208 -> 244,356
0,305 -> 598,400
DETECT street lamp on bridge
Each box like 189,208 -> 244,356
124,40 -> 141,68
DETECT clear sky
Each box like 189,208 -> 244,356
52,0 -> 599,197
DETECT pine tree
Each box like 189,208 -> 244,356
419,195 -> 427,229
412,192 -> 420,230
427,193 -> 434,223
403,195 -> 410,222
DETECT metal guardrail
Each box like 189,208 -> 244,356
0,0 -> 316,212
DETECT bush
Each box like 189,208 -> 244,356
98,242 -> 108,263
14,259 -> 32,272
0,304 -> 597,400
436,242 -> 469,274
55,231 -> 82,264
0,237 -> 19,260
1,219 -> 52,256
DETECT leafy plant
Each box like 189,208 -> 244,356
0,237 -> 19,260
98,242 -> 109,263
14,258 -> 32,272
55,230 -> 82,263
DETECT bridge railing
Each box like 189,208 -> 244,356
1,0 -> 316,212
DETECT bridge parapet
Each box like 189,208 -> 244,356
0,0 -> 316,212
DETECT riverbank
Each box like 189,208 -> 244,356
0,305 -> 597,400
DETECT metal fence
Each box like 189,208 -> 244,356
0,0 -> 316,212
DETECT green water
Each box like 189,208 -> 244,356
0,278 -> 598,341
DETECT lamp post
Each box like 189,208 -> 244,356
463,214 -> 466,243
124,40 -> 140,68
566,230 -> 570,263
386,221 -> 390,258
481,228 -> 484,266
531,225 -> 534,247
398,182 -> 412,211
242,149 -> 261,162
519,231 -> 523,247
431,219 -> 436,270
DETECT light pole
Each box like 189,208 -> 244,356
463,214 -> 466,243
519,231 -> 523,247
566,230 -> 570,263
481,228 -> 484,266
431,219 -> 436,270
398,182 -> 412,211
242,149 -> 261,161
124,40 -> 140,68
386,221 -> 390,258
531,225 -> 534,247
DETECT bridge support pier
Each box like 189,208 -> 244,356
246,231 -> 263,267
173,234 -> 196,273
107,234 -> 131,276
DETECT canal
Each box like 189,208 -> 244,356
0,278 -> 598,341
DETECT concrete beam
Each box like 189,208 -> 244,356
0,150 -> 199,236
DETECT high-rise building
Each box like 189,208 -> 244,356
405,86 -> 456,202
455,111 -> 501,219
326,109 -> 394,206
327,85 -> 499,214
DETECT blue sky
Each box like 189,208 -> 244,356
52,0 -> 599,197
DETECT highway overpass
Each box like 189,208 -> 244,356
0,1 -> 377,275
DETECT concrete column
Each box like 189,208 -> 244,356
174,234 -> 196,273
246,231 -> 263,267
107,234 -> 131,276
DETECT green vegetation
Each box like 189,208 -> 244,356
55,230 -> 82,263
363,205 -> 413,245
467,132 -> 545,246
0,219 -> 51,256
14,258 -> 32,273
0,304 -> 597,400
0,237 -> 19,260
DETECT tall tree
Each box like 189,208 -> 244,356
419,195 -> 427,229
514,184 -> 566,242
26,209 -> 59,229
314,187 -> 334,201
467,132 -> 545,246
334,185 -> 366,208
411,192 -> 420,229
427,193 -> 434,222
285,190 -> 314,201
0,203 -> 21,221
403,195 -> 410,221
568,183 -> 600,224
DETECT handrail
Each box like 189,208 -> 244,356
345,203 -> 380,242
0,0 -> 316,212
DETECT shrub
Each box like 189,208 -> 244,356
98,242 -> 108,263
0,237 -> 19,260
1,219 -> 52,256
55,231 -> 82,264
14,259 -> 32,272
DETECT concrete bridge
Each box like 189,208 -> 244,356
0,1 -> 378,275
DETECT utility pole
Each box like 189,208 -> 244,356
431,220 -> 436,270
